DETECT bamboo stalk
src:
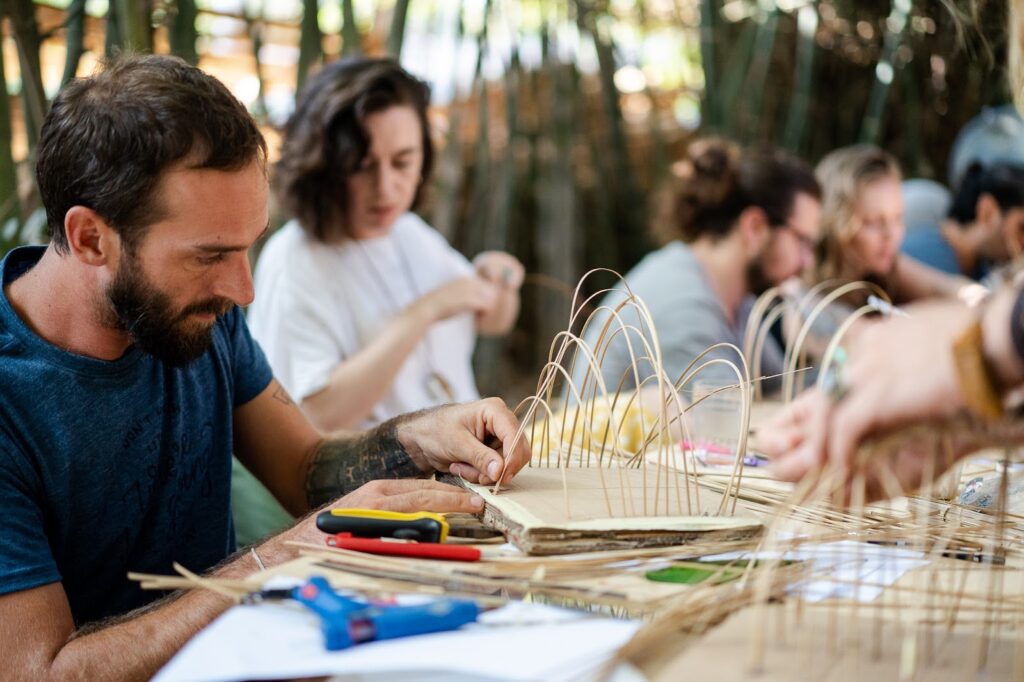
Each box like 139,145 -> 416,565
341,0 -> 360,56
297,0 -> 322,92
7,0 -> 46,153
113,0 -> 153,53
0,23 -> 21,239
782,4 -> 818,154
168,0 -> 199,66
387,0 -> 411,57
60,0 -> 86,86
859,0 -> 911,144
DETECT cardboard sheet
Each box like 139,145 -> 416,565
443,467 -> 762,555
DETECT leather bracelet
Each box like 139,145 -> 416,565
1010,286 -> 1024,364
952,320 -> 1005,421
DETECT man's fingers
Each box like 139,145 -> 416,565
478,398 -> 531,483
448,462 -> 486,484
396,478 -> 478,493
382,488 -> 485,514
454,434 -> 508,486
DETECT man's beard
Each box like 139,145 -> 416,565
745,254 -> 774,297
105,251 -> 232,367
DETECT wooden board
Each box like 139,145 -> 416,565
642,603 -> 1020,681
441,467 -> 762,555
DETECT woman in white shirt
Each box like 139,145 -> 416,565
249,58 -> 524,431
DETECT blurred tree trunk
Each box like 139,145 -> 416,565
388,0 -> 410,57
246,2 -> 268,118
717,18 -> 756,135
739,3 -> 779,143
297,0 -> 322,92
576,0 -> 647,269
113,0 -> 153,53
430,1 -> 467,241
782,5 -> 818,154
105,1 -> 120,56
169,0 -> 199,65
0,31 -> 21,238
698,0 -> 719,129
860,0 -> 911,143
534,57 -> 579,358
341,0 -> 360,56
462,0 -> 493,256
4,0 -> 45,154
61,0 -> 87,86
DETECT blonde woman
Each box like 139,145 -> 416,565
812,144 -> 974,306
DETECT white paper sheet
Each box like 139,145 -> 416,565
702,540 -> 929,602
154,599 -> 640,682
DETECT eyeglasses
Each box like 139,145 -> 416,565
777,222 -> 818,252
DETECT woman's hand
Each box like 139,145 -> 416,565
471,251 -> 524,335
411,276 -> 499,323
473,251 -> 526,289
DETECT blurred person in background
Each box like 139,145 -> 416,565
577,139 -> 820,397
901,161 -> 1024,283
237,58 -> 524,540
756,6 -> 1024,500
811,144 -> 973,307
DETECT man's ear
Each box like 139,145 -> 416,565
737,206 -> 771,256
975,193 -> 1001,229
64,206 -> 120,266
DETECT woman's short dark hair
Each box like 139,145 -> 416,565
949,161 -> 1024,223
653,138 -> 820,245
36,54 -> 266,253
274,58 -> 433,242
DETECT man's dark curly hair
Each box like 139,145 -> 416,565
36,53 -> 266,253
274,58 -> 434,242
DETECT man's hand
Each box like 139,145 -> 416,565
324,478 -> 484,513
399,398 -> 532,486
269,479 -> 484,549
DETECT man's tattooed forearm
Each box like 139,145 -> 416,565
304,418 -> 424,508
272,385 -> 294,406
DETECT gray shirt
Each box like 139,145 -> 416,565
574,242 -> 783,396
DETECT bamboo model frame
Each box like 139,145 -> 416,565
456,269 -> 770,554
136,274 -> 1024,679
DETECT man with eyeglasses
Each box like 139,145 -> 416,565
577,139 -> 821,395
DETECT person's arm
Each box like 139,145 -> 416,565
0,546 -> 263,681
0,470 -> 491,681
756,285 -> 1024,496
0,378 -> 534,680
472,251 -> 524,336
302,277 -> 500,431
895,253 -> 984,303
236,379 -> 533,516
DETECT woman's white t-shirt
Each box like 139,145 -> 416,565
248,213 -> 479,428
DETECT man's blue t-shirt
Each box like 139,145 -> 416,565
0,246 -> 274,625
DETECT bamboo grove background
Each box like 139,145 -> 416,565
0,0 -> 1011,397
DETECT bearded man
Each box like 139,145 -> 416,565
0,55 -> 529,679
578,139 -> 821,395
